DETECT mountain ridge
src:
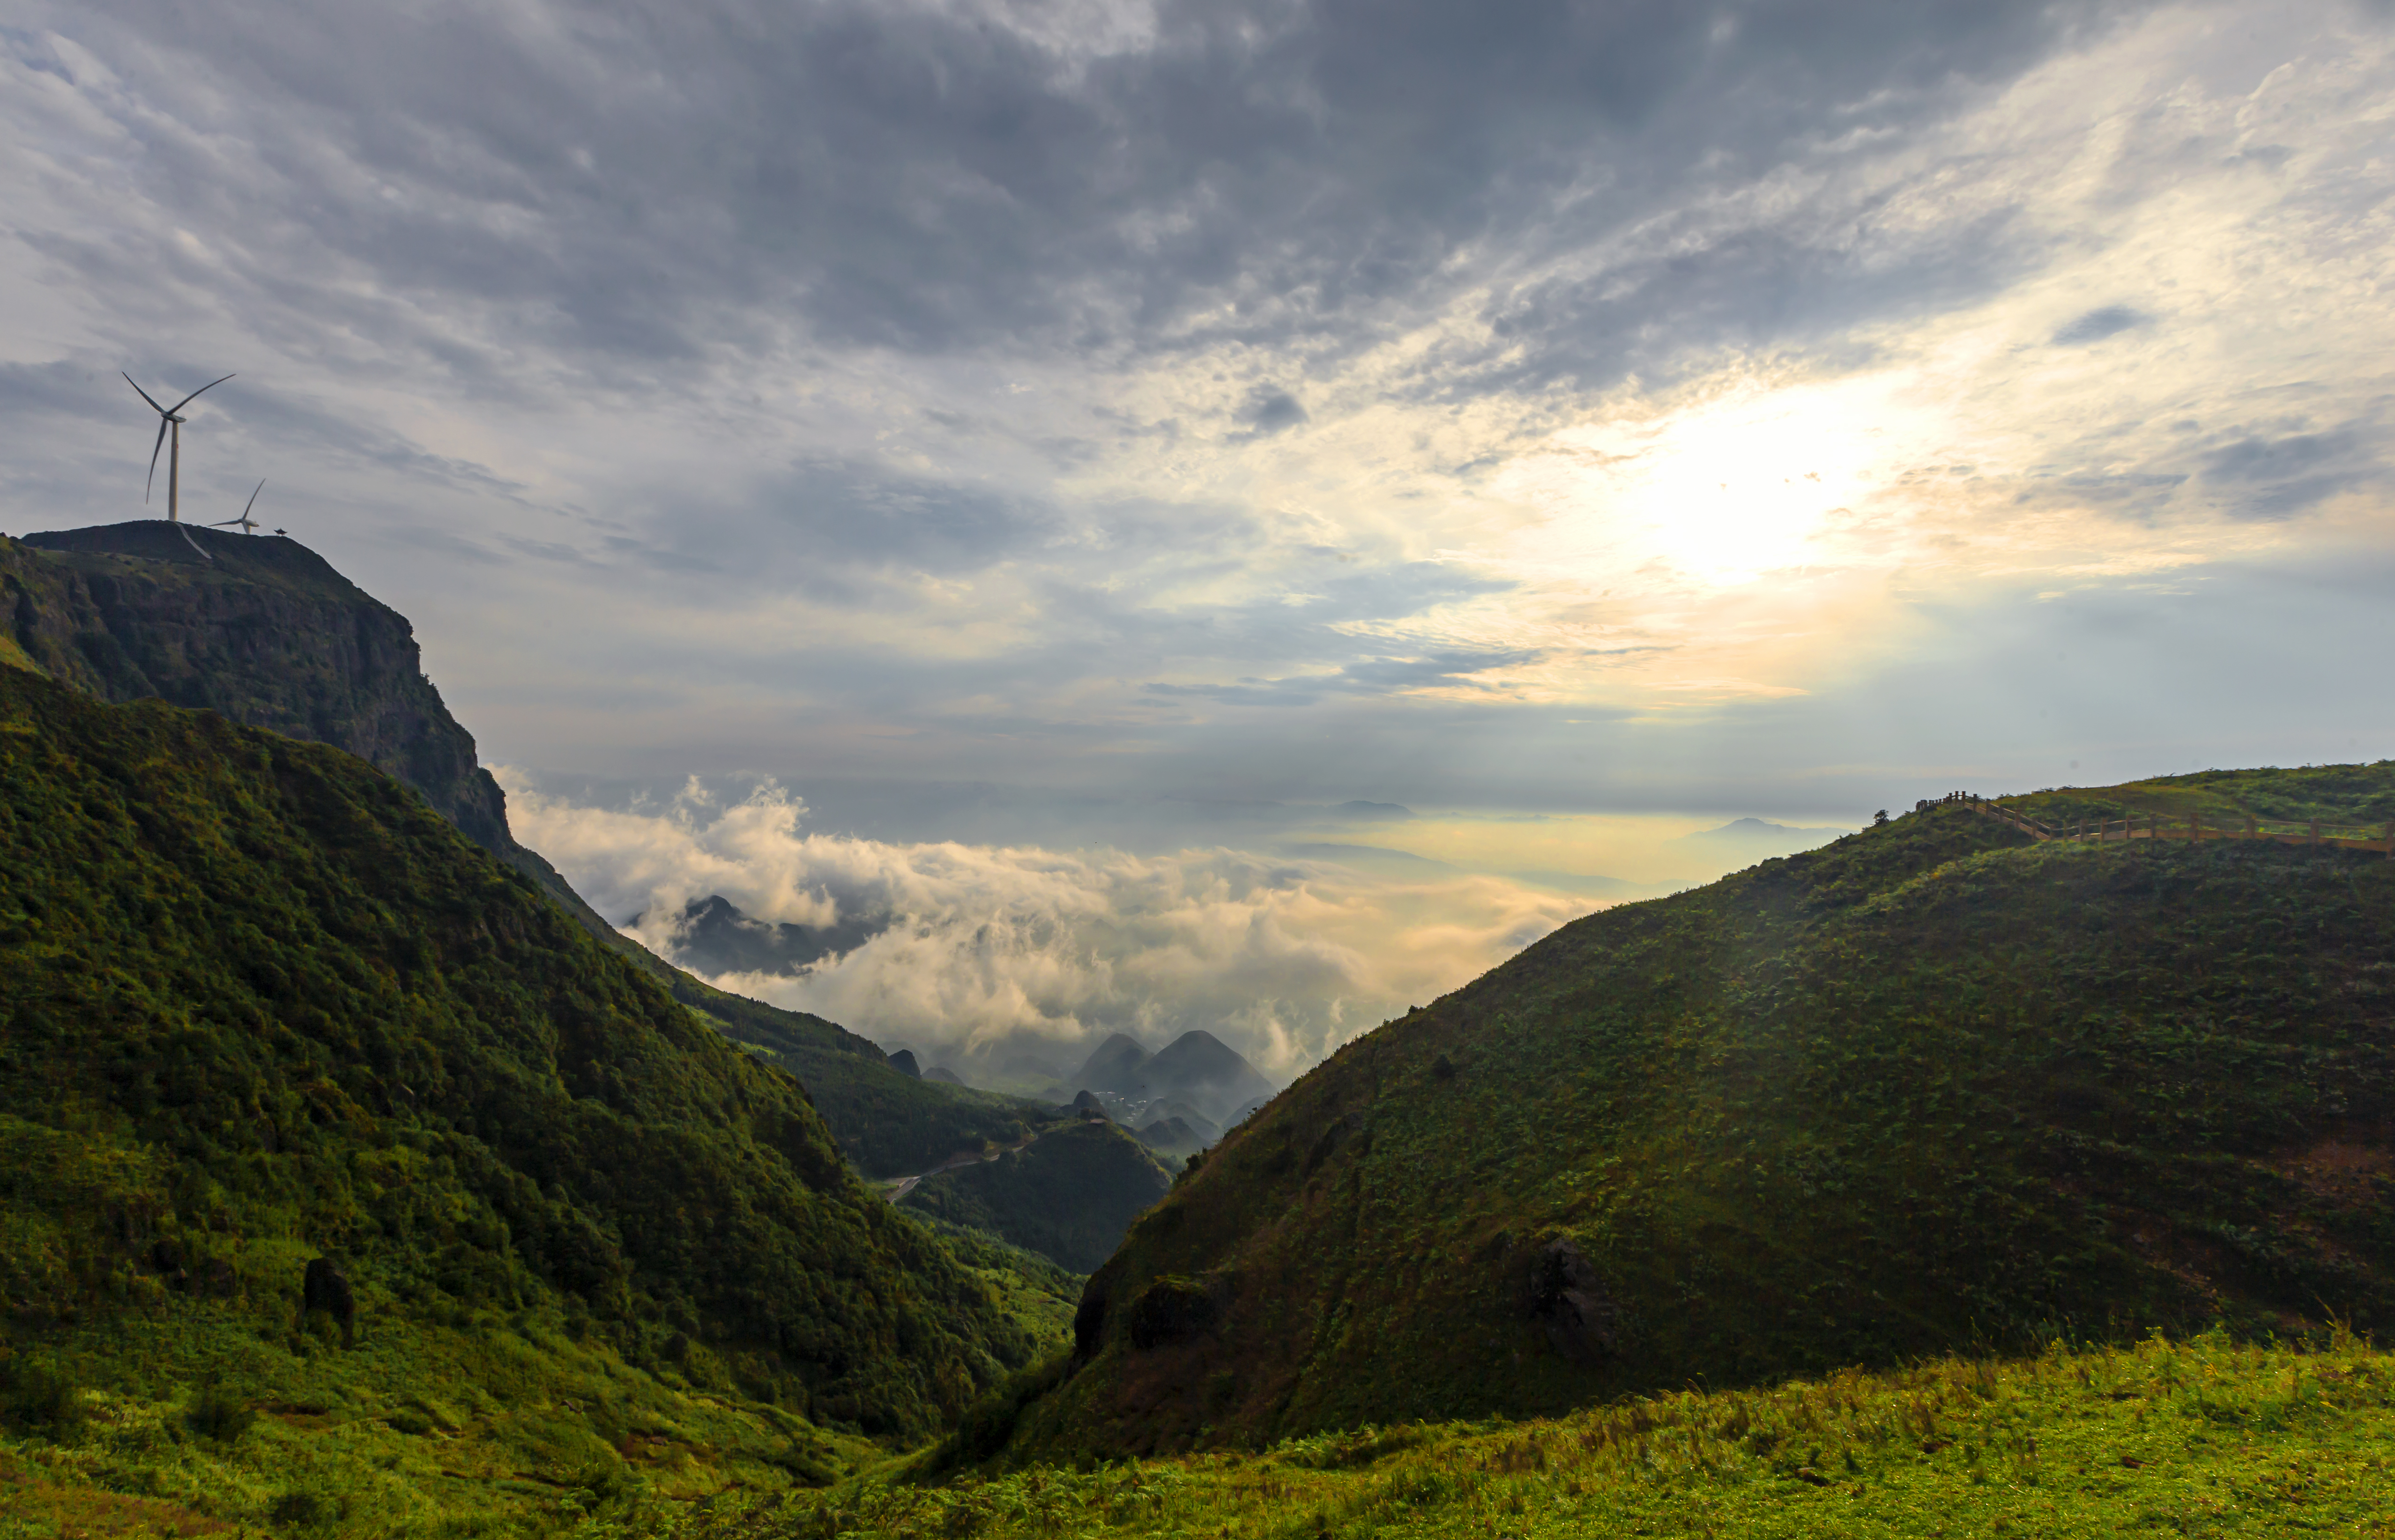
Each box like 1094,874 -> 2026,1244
2,526 -> 1059,1179
1007,781 -> 2395,1458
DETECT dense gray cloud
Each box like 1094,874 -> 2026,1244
2203,426 -> 2379,518
8,0 -> 2127,392
8,1 -> 2395,1060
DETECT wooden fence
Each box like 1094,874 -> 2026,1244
1962,795 -> 2395,856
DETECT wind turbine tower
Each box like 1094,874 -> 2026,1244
123,371 -> 235,522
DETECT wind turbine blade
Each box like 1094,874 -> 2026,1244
243,478 -> 266,520
121,372 -> 170,416
166,373 -> 237,416
146,418 -> 170,502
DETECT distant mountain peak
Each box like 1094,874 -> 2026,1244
1145,1030 -> 1277,1124
1075,1032 -> 1152,1093
1670,816 -> 1849,856
633,890 -> 890,978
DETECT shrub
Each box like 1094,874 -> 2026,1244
927,1350 -> 1074,1472
268,1488 -> 345,1528
186,1379 -> 256,1442
1,1362 -> 87,1436
1127,1276 -> 1216,1349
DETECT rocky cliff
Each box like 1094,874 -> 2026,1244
1,523 -> 612,920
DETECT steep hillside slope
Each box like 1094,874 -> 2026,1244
899,1122 -> 1174,1273
0,664 -> 1034,1440
1020,779 -> 2395,1456
2,528 -> 1053,1179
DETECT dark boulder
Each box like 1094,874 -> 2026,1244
1072,1282 -> 1109,1361
149,1238 -> 190,1291
1127,1276 -> 1217,1350
300,1257 -> 356,1346
1524,1238 -> 1621,1364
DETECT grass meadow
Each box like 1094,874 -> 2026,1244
531,1330 -> 2395,1540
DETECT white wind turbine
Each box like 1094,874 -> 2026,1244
210,480 -> 268,535
122,371 -> 235,522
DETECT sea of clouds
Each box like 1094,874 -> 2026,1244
498,772 -> 1593,1077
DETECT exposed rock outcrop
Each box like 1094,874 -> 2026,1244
3,526 -> 613,932
1522,1238 -> 1622,1365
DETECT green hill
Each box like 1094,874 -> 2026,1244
688,986 -> 1063,1179
0,662 -> 1038,1448
1,528 -> 1057,1181
1011,773 -> 2395,1457
2001,763 -> 2395,835
899,1121 -> 1175,1273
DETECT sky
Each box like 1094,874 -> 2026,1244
7,0 -> 2394,1076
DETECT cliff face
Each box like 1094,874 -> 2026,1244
6,523 -> 515,853
0,523 -> 632,940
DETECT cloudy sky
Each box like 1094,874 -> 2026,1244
7,0 -> 2394,1074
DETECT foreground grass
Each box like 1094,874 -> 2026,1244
660,1333 -> 2395,1540
0,1307 -> 882,1539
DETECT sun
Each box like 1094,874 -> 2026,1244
1497,373 -> 1921,587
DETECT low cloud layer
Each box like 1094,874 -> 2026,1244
499,773 -> 1590,1075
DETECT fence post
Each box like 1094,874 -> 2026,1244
2190,811 -> 2199,844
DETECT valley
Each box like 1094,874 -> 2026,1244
6,525 -> 2392,1533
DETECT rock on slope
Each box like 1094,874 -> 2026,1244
1018,789 -> 2395,1457
0,663 -> 1028,1438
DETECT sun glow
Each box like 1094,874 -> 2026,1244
1495,373 -> 1935,586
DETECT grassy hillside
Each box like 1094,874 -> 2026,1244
0,1296 -> 883,1534
697,988 -> 1064,1179
0,665 -> 1041,1451
1012,777 -> 2395,1456
900,1122 -> 1175,1273
2002,762 -> 2395,834
693,1331 -> 2395,1540
3,528 -> 1062,1184
909,1218 -> 1082,1349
